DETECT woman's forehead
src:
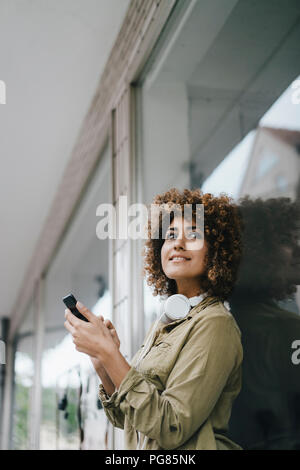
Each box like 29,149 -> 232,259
168,215 -> 197,227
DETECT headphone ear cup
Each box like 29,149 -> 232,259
158,294 -> 191,323
165,294 -> 191,321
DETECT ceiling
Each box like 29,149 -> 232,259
145,0 -> 300,186
0,0 -> 130,318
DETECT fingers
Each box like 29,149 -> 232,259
64,319 -> 76,336
103,320 -> 118,337
104,320 -> 120,347
65,308 -> 81,327
110,329 -> 119,342
64,306 -> 104,333
76,301 -> 96,322
104,319 -> 114,329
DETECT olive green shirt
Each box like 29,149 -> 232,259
98,296 -> 243,450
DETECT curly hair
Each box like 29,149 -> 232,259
142,188 -> 243,301
231,195 -> 300,301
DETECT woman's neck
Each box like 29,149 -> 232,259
175,279 -> 205,298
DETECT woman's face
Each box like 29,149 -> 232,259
161,216 -> 208,282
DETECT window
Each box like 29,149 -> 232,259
40,143 -> 112,449
11,299 -> 35,449
136,0 -> 300,450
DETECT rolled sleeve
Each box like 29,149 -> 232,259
98,322 -> 157,431
98,366 -> 148,429
111,315 -> 241,449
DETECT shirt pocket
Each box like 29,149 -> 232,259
151,340 -> 172,357
140,340 -> 175,377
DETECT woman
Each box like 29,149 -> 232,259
64,188 -> 244,450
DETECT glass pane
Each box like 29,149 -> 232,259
11,299 -> 35,449
138,0 -> 300,450
41,144 -> 112,449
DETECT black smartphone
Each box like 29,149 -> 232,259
63,293 -> 89,322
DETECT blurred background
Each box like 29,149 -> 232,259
0,0 -> 299,450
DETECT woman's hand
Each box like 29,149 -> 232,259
103,319 -> 121,349
90,318 -> 121,372
64,301 -> 118,364
64,301 -> 131,390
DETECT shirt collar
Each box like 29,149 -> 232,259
158,295 -> 219,333
189,292 -> 208,307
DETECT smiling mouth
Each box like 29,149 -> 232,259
169,256 -> 191,262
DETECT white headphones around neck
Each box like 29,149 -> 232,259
158,293 -> 207,324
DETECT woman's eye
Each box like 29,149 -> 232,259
166,232 -> 176,239
187,232 -> 202,239
165,231 -> 203,240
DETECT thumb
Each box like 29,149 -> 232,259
76,301 -> 96,322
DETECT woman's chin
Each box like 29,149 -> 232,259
166,271 -> 193,280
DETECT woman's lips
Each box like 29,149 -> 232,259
170,257 -> 190,263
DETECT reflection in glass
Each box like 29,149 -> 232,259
228,196 -> 300,449
138,0 -> 300,449
40,145 -> 111,449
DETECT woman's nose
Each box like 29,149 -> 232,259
173,234 -> 185,249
